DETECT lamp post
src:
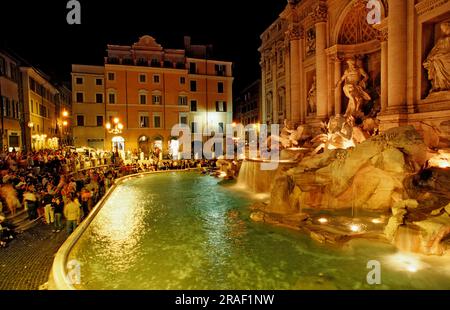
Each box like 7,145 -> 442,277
27,121 -> 34,151
106,117 -> 123,135
106,117 -> 124,153
61,110 -> 69,147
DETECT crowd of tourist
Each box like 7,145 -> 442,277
0,148 -> 227,248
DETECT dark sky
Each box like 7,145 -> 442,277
0,0 -> 287,93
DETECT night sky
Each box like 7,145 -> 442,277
0,0 -> 287,93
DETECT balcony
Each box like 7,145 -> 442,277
215,70 -> 226,77
106,57 -> 120,65
176,62 -> 186,70
137,59 -> 149,67
163,61 -> 173,68
150,60 -> 161,68
122,58 -> 134,65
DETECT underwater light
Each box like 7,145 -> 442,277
387,253 -> 424,273
318,218 -> 328,224
349,224 -> 363,233
371,218 -> 383,224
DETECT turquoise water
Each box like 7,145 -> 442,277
68,172 -> 450,290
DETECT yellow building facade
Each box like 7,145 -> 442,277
72,65 -> 106,149
0,50 -> 22,151
21,67 -> 60,151
73,35 -> 233,157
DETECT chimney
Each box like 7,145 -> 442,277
184,36 -> 191,49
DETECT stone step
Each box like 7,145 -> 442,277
15,216 -> 43,233
7,210 -> 29,226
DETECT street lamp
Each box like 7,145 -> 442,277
60,110 -> 70,147
106,117 -> 123,135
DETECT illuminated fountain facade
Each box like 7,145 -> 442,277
251,0 -> 450,256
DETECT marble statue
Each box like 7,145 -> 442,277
423,22 -> 450,94
268,120 -> 307,149
306,28 -> 316,56
336,59 -> 371,117
311,115 -> 355,154
307,76 -> 317,115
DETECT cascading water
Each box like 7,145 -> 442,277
236,160 -> 273,193
394,225 -> 422,253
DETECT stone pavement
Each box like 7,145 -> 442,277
0,222 -> 67,290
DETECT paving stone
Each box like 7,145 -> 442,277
0,223 -> 67,290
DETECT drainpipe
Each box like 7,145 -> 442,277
0,81 -> 3,151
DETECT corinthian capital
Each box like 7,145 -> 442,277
312,1 -> 328,23
285,23 -> 303,41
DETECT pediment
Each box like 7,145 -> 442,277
133,35 -> 163,51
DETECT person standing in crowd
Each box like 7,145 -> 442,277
52,196 -> 64,233
64,194 -> 81,234
42,184 -> 55,225
23,185 -> 38,220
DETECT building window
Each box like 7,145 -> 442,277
191,122 -> 198,133
96,116 -> 104,127
180,77 -> 186,85
139,74 -> 147,83
140,116 -> 149,128
215,64 -> 226,76
108,93 -> 116,104
218,82 -> 224,93
190,100 -> 197,112
96,78 -> 103,86
154,116 -> 161,128
278,50 -> 284,67
77,115 -> 85,127
76,92 -> 84,103
140,94 -> 147,105
178,96 -> 188,106
153,75 -> 160,84
180,114 -> 188,125
96,93 -> 104,104
216,101 -> 227,112
0,57 -> 5,76
190,80 -> 197,92
152,95 -> 161,105
218,122 -> 224,133
189,63 -> 197,74
108,72 -> 115,81
30,100 -> 34,113
76,77 -> 84,85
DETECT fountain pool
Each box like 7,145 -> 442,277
53,172 -> 450,290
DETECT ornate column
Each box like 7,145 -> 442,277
270,48 -> 278,124
327,56 -> 334,117
387,0 -> 407,112
333,54 -> 343,115
284,39 -> 292,122
313,1 -> 328,119
378,26 -> 389,113
298,29 -> 306,124
287,22 -> 302,125
260,58 -> 267,124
